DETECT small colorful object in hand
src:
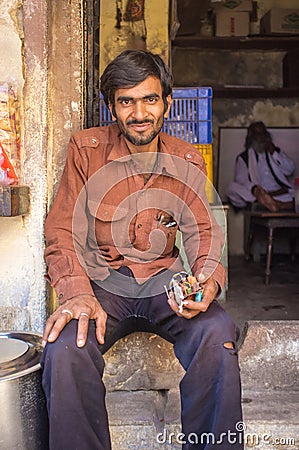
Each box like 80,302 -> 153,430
166,271 -> 204,312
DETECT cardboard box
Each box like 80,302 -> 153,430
260,8 -> 299,35
215,10 -> 250,36
214,0 -> 252,12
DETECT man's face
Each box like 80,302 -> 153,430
109,76 -> 171,147
251,129 -> 271,154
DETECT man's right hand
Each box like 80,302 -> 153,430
42,294 -> 107,348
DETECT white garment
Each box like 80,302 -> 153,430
226,147 -> 295,208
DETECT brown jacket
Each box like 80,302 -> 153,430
44,124 -> 225,304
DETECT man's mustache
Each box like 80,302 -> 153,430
126,119 -> 154,126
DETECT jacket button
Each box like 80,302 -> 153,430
186,153 -> 192,159
91,138 -> 97,144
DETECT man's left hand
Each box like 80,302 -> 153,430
167,276 -> 219,319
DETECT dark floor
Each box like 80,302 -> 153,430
224,254 -> 299,332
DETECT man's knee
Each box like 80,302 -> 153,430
196,302 -> 239,346
174,303 -> 239,371
41,320 -> 105,373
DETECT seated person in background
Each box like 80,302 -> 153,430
226,121 -> 295,212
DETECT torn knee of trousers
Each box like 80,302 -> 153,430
223,341 -> 238,355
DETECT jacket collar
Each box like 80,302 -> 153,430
107,125 -> 179,177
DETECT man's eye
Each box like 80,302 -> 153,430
120,99 -> 133,106
145,97 -> 158,104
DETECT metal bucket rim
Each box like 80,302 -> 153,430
0,330 -> 43,382
0,362 -> 41,382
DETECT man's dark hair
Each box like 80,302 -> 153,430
100,50 -> 173,116
245,121 -> 272,150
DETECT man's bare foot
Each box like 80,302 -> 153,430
253,185 -> 279,212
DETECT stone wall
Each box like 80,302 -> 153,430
99,0 -> 170,74
0,0 -> 47,332
0,0 -> 84,332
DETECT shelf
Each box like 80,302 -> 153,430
171,86 -> 299,99
0,185 -> 30,216
173,35 -> 299,51
213,87 -> 299,98
172,35 -> 299,98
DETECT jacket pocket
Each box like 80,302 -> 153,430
87,200 -> 131,248
88,200 -> 128,221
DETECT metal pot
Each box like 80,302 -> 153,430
0,331 -> 49,450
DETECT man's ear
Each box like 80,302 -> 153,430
164,95 -> 172,119
108,102 -> 117,121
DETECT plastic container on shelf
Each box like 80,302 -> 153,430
193,143 -> 214,203
162,87 -> 212,144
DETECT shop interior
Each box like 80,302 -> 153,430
0,1 -> 298,448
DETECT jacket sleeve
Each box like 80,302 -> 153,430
44,135 -> 95,304
179,152 -> 226,292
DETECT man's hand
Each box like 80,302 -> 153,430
167,276 -> 218,319
265,140 -> 275,155
42,294 -> 107,348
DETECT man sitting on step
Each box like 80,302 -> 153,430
41,50 -> 243,450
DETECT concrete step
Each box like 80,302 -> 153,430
242,390 -> 298,450
239,320 -> 299,450
103,321 -> 299,450
104,333 -> 183,449
106,390 -> 181,450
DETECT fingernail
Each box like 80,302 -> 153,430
42,340 -> 47,347
48,334 -> 54,341
77,339 -> 84,347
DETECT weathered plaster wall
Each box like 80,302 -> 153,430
0,0 -> 85,332
172,49 -> 285,89
99,0 -> 170,74
47,0 -> 85,201
46,0 -> 85,313
0,0 -> 23,83
0,0 -> 37,331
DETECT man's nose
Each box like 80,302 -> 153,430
132,100 -> 148,120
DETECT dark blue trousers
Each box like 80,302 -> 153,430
41,269 -> 243,450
